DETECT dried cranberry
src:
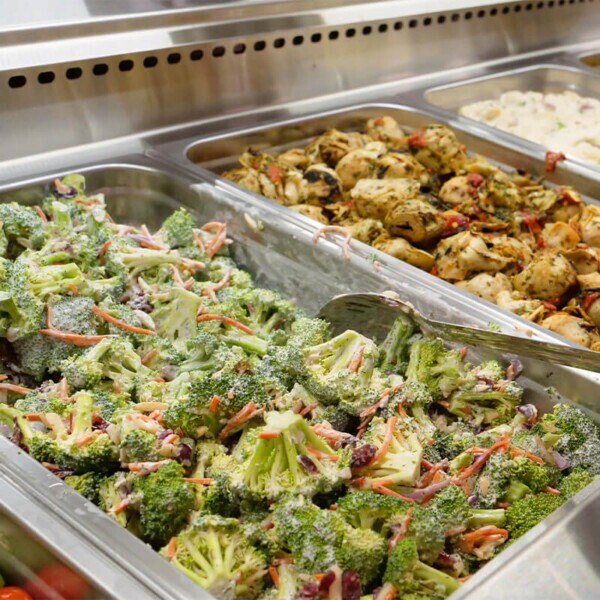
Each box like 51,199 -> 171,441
351,443 -> 376,468
298,454 -> 319,475
341,571 -> 361,600
319,571 -> 336,596
92,414 -> 110,431
157,428 -> 175,441
127,292 -> 152,313
294,581 -> 319,600
177,442 -> 192,464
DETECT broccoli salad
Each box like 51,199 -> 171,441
0,175 -> 598,600
460,90 -> 600,166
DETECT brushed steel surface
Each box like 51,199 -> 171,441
318,293 -> 600,372
1,156 -> 600,598
2,1 -> 600,171
0,442 -> 168,600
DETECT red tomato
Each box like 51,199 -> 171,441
0,588 -> 33,600
24,565 -> 89,600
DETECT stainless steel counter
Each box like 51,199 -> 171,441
1,1 -> 600,598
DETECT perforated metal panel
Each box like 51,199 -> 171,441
1,0 -> 599,169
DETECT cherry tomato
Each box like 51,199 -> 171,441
24,565 -> 89,600
0,587 -> 33,600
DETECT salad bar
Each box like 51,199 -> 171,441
1,1 -> 600,599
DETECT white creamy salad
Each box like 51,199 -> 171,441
460,90 -> 600,166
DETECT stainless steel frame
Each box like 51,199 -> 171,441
2,0 -> 600,598
2,154 -> 600,598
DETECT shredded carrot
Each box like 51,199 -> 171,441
350,476 -> 367,488
388,506 -> 414,552
76,432 -> 98,447
371,481 -> 415,503
0,375 -> 6,381
38,328 -> 110,346
164,537 -> 177,559
192,230 -> 206,253
42,462 -> 61,471
269,566 -> 279,588
421,458 -> 435,470
98,240 -> 112,265
258,430 -> 281,439
311,423 -> 355,445
162,433 -> 180,445
141,348 -> 158,365
74,197 -> 98,206
34,205 -> 48,223
359,384 -> 403,419
197,313 -> 254,335
46,304 -> 53,328
312,574 -> 325,582
329,504 -> 337,510
369,416 -> 398,466
184,478 -> 214,485
348,345 -> 365,373
209,394 -> 221,414
227,388 -> 235,401
170,264 -> 187,288
201,222 -> 228,258
462,526 -> 508,543
299,402 -> 319,417
67,283 -> 79,296
59,377 -> 69,401
0,382 -> 32,395
150,376 -> 166,383
219,402 -> 265,440
202,269 -> 232,296
25,413 -> 42,421
91,305 -> 156,335
456,434 -> 510,481
375,582 -> 396,600
543,486 -> 561,496
458,575 -> 472,583
112,498 -> 131,514
306,447 -> 339,461
510,447 -> 545,465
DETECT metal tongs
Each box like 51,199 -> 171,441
317,293 -> 600,373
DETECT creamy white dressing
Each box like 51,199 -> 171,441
460,90 -> 600,165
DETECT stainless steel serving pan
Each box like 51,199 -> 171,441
149,101 -> 600,364
424,64 -> 600,178
2,155 -> 600,599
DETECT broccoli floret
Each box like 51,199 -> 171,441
14,390 -> 72,417
178,330 -> 246,375
446,383 -> 523,428
60,337 -> 153,394
98,472 -> 132,527
404,504 -> 447,566
52,391 -> 119,473
119,428 -> 161,464
312,404 -> 352,432
505,492 -> 564,540
12,249 -> 86,301
0,403 -> 58,463
300,330 -> 379,408
162,513 -> 267,600
92,390 -> 132,420
532,404 -> 600,475
13,296 -> 96,381
473,452 -> 512,509
161,208 -> 197,249
360,416 -> 423,487
164,372 -> 269,438
136,336 -> 185,379
0,203 -> 45,257
378,315 -> 415,374
240,510 -> 283,562
64,472 -> 103,504
428,484 -> 471,531
405,338 -> 464,400
337,490 -> 409,534
510,455 -> 561,494
274,496 -> 386,587
558,468 -> 596,500
383,538 -> 460,597
231,410 -> 351,500
400,381 -> 437,441
150,287 -> 202,349
133,460 -> 195,547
